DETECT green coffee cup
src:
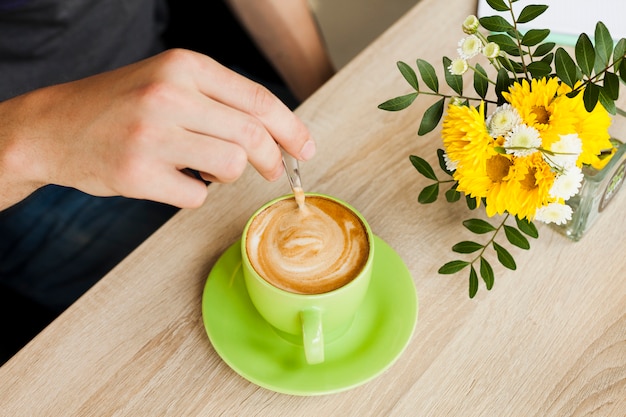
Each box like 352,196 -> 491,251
241,193 -> 374,364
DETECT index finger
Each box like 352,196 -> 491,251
191,53 -> 316,161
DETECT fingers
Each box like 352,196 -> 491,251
110,128 -> 247,208
137,167 -> 210,209
49,50 -> 319,209
154,172 -> 209,209
162,128 -> 251,184
172,90 -> 285,181
187,52 -> 317,161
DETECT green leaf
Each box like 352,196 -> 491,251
418,98 -> 445,135
469,266 -> 479,298
416,58 -> 439,92
598,87 -> 617,115
517,5 -> 548,24
485,0 -> 509,12
479,257 -> 494,290
495,56 -> 513,72
533,42 -> 555,57
620,58 -> 626,84
583,82 -> 600,112
555,47 -> 579,88
466,195 -> 478,210
452,241 -> 484,254
436,148 -> 453,175
493,241 -> 516,270
515,217 -> 538,238
443,56 -> 463,96
504,225 -> 530,249
527,61 -> 552,78
521,29 -> 550,46
495,67 -> 512,104
539,52 -> 554,67
473,63 -> 489,99
594,21 -> 614,73
438,260 -> 470,274
378,93 -> 418,111
409,155 -> 437,180
397,61 -> 419,90
479,15 -> 514,33
488,34 -> 520,55
613,38 -> 626,70
506,27 -> 524,42
603,71 -> 620,100
575,33 -> 596,77
463,218 -> 496,234
418,183 -> 439,204
445,187 -> 461,203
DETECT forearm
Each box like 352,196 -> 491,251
1,49 -> 315,211
0,92 -> 51,210
225,0 -> 335,102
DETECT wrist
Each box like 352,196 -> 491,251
0,94 -> 49,209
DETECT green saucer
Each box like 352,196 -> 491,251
201,235 -> 418,396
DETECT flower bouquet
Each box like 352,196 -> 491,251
379,0 -> 626,297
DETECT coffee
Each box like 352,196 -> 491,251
245,195 -> 370,294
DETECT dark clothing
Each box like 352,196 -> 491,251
0,0 -> 296,364
0,0 -> 168,101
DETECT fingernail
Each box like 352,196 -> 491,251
300,140 -> 316,161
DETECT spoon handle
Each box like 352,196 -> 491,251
281,148 -> 302,192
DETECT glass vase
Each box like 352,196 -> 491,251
552,139 -> 626,241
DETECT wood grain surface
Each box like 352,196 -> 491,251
1,0 -> 624,415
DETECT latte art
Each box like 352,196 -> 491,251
246,196 -> 370,294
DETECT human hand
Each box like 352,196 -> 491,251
0,49 -> 315,209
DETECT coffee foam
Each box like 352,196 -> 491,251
246,196 -> 369,294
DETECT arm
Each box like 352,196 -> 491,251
225,0 -> 336,102
0,49 -> 315,211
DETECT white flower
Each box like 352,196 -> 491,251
448,58 -> 468,75
443,151 -> 458,172
462,15 -> 480,34
450,96 -> 467,107
504,124 -> 541,156
486,104 -> 522,138
534,202 -> 573,225
483,42 -> 501,59
547,133 -> 582,169
550,166 -> 584,200
457,35 -> 482,59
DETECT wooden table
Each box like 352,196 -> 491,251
1,0 -> 624,415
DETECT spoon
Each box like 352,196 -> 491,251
281,148 -> 305,209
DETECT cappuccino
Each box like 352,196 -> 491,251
245,195 -> 370,294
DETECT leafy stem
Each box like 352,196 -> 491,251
506,0 -> 532,79
408,152 -> 539,298
465,214 -> 510,267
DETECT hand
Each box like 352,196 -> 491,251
0,49 -> 316,210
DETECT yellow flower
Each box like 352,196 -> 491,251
441,101 -> 495,171
505,152 -> 556,220
504,78 -> 613,168
556,83 -> 613,167
453,153 -> 509,201
453,147 -> 556,220
591,146 -> 617,170
441,78 -> 611,222
502,78 -> 579,150
481,154 -> 518,216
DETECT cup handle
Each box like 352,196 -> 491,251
300,308 -> 324,364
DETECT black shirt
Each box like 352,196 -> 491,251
0,0 -> 168,101
0,0 -> 285,102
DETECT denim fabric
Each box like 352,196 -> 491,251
0,185 -> 178,311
